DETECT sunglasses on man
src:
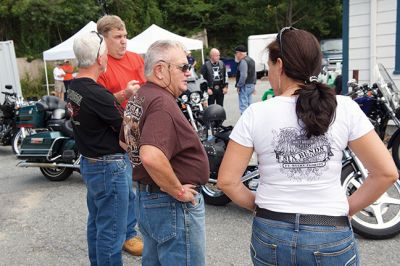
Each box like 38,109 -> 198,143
159,60 -> 192,73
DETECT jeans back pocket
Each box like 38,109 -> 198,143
314,241 -> 358,266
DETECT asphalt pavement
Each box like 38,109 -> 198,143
0,78 -> 399,265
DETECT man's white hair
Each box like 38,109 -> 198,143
144,40 -> 186,77
73,32 -> 107,68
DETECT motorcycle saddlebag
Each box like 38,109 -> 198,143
202,140 -> 226,175
18,131 -> 66,158
16,105 -> 45,128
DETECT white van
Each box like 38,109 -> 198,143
0,41 -> 22,103
247,33 -> 276,78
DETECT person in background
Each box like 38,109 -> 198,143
62,59 -> 74,101
96,14 -> 144,256
186,50 -> 197,77
234,45 -> 256,114
120,40 -> 209,265
68,31 -> 136,265
200,48 -> 228,106
53,62 -> 65,100
218,27 -> 398,265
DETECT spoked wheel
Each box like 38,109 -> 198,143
40,167 -> 73,181
12,128 -> 34,155
201,180 -> 231,206
341,164 -> 400,239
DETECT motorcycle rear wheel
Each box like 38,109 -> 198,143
11,128 -> 34,155
201,183 -> 231,206
341,164 -> 400,239
40,167 -> 73,181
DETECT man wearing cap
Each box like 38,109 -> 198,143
96,14 -> 144,256
234,45 -> 256,114
53,62 -> 65,100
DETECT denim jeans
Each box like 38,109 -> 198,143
250,216 -> 359,266
135,189 -> 206,266
81,153 -> 137,266
238,84 -> 255,114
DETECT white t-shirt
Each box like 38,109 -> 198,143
230,95 -> 374,216
53,67 -> 65,81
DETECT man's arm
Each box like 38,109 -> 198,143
140,145 -> 198,204
112,80 -> 140,104
236,60 -> 248,89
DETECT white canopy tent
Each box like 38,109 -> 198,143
42,22 -> 204,95
42,21 -> 97,95
127,24 -> 204,63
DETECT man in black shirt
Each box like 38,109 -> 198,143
67,31 -> 140,265
200,48 -> 228,106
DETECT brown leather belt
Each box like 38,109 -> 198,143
255,207 -> 349,227
137,183 -> 202,193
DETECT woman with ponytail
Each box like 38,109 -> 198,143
218,27 -> 398,265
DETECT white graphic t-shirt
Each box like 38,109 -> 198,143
230,95 -> 374,216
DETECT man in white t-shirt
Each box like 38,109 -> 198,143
53,62 -> 65,100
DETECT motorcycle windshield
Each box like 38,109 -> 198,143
375,63 -> 400,111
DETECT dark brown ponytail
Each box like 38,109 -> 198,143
267,29 -> 337,138
294,82 -> 337,138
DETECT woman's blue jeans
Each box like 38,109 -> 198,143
135,189 -> 206,266
251,216 -> 359,266
81,153 -> 136,266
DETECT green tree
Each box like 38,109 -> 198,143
0,0 -> 100,58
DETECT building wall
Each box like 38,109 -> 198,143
349,0 -> 399,87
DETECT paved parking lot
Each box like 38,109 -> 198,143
1,79 -> 400,265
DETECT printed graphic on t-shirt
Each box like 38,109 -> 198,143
123,96 -> 144,166
67,90 -> 82,126
212,65 -> 221,82
272,127 -> 333,181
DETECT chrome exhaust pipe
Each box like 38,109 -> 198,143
17,161 -> 80,169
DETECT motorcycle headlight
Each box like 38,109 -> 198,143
190,92 -> 201,104
181,95 -> 189,103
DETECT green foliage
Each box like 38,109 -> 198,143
20,72 -> 47,100
0,0 -> 342,60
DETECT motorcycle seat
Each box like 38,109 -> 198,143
36,96 -> 66,112
61,120 -> 74,138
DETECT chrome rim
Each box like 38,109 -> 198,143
343,170 -> 400,229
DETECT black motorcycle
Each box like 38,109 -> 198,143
178,76 -> 209,140
0,85 -> 22,149
200,104 -> 260,206
341,64 -> 400,239
16,95 -> 80,181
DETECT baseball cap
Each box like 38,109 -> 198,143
234,45 -> 247,53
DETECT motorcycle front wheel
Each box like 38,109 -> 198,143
201,182 -> 231,206
341,164 -> 400,239
40,167 -> 73,182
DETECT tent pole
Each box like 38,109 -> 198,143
44,60 -> 50,96
201,49 -> 204,64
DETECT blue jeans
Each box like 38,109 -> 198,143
239,84 -> 255,114
81,153 -> 137,266
136,189 -> 206,266
251,216 -> 359,266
